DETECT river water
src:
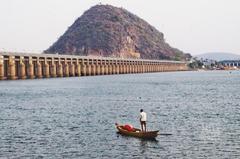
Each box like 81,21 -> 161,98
0,71 -> 239,158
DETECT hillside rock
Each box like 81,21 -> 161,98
45,5 -> 188,60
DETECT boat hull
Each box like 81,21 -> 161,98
116,125 -> 159,139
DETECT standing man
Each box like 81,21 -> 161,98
140,109 -> 147,132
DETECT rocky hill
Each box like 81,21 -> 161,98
45,5 -> 189,60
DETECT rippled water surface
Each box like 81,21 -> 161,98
0,71 -> 240,158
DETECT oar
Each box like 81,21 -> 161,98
158,133 -> 172,136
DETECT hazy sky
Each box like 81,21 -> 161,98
0,0 -> 239,55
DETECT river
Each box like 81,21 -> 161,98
0,71 -> 239,158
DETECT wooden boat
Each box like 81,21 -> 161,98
115,123 -> 159,139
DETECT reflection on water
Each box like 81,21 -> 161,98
0,71 -> 240,158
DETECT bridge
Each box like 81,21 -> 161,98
220,60 -> 240,67
0,52 -> 188,80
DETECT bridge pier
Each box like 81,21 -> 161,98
131,61 -> 134,73
129,61 -> 133,73
120,63 -> 124,74
140,61 -> 144,73
8,56 -> 17,80
158,63 -> 161,72
123,63 -> 126,74
28,57 -> 35,79
69,59 -> 75,77
91,60 -> 96,76
145,63 -> 148,72
128,62 -> 131,73
133,62 -> 136,73
105,61 -> 109,75
56,58 -> 63,77
19,56 -> 27,79
50,57 -> 57,78
0,55 -> 4,80
108,61 -> 112,75
86,60 -> 91,76
156,63 -> 159,72
100,60 -> 105,75
36,58 -> 43,78
118,61 -> 123,74
63,59 -> 69,77
168,63 -> 171,71
130,61 -> 133,73
146,63 -> 149,72
141,62 -> 144,73
112,61 -> 116,74
153,62 -> 157,72
43,58 -> 50,78
96,60 -> 101,75
81,59 -> 86,76
136,62 -> 139,73
116,61 -> 120,74
135,62 -> 139,73
134,62 -> 138,73
119,62 -> 123,74
75,59 -> 81,77
126,62 -> 129,74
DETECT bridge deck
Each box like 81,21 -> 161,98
0,52 -> 188,80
